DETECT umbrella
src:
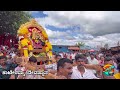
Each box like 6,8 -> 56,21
89,49 -> 95,52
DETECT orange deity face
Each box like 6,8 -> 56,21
31,28 -> 44,40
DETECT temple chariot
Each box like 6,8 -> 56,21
17,19 -> 52,61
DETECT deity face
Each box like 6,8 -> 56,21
31,28 -> 44,42
36,33 -> 40,39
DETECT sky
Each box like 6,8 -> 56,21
30,11 -> 120,49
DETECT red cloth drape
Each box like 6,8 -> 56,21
0,33 -> 18,48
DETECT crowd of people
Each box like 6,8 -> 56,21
0,45 -> 120,79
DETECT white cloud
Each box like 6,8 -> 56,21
38,11 -> 120,36
31,11 -> 120,47
45,28 -> 67,39
49,33 -> 120,48
87,33 -> 120,48
50,39 -> 76,45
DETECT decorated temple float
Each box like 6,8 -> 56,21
17,19 -> 52,61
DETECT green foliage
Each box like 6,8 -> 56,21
0,11 -> 32,35
76,42 -> 85,47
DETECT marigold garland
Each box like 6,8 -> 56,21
17,19 -> 52,58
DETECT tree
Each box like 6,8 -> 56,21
0,11 -> 32,35
76,42 -> 85,48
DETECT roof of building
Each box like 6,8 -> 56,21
52,45 -> 78,47
68,46 -> 80,50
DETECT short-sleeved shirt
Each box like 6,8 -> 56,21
71,66 -> 98,79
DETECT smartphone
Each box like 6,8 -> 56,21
37,62 -> 40,65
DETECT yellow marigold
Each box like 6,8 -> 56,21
18,27 -> 29,35
42,30 -> 48,39
20,39 -> 29,47
46,41 -> 52,50
45,47 -> 49,52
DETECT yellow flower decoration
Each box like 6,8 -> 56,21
17,19 -> 52,59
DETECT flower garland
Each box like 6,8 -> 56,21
17,19 -> 52,58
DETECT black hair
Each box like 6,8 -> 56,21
72,59 -> 75,62
106,54 -> 112,57
29,56 -> 37,63
116,57 -> 120,64
57,58 -> 73,71
0,56 -> 7,60
75,54 -> 86,61
104,56 -> 112,62
55,54 -> 61,58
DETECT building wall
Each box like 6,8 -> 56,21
52,45 -> 70,53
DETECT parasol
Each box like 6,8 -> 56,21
89,49 -> 95,52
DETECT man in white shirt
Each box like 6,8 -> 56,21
71,54 -> 98,79
88,53 -> 99,65
87,53 -> 99,74
72,52 -> 76,60
71,66 -> 98,79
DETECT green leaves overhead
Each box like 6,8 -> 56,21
0,11 -> 32,35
